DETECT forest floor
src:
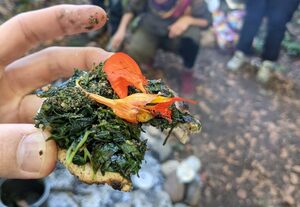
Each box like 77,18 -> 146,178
186,48 -> 300,207
144,42 -> 300,207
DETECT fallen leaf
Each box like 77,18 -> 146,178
227,142 -> 235,150
198,101 -> 212,115
290,173 -> 299,185
237,189 -> 247,199
283,194 -> 295,206
208,142 -> 216,150
280,148 -> 288,159
292,165 -> 300,174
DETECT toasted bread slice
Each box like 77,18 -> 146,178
58,149 -> 132,192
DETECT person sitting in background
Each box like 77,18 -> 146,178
110,0 -> 212,94
227,0 -> 300,83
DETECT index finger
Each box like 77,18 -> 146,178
0,4 -> 107,66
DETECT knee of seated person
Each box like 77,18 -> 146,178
182,26 -> 201,43
126,46 -> 154,65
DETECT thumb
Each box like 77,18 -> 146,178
0,124 -> 57,179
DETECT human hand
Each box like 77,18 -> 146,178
0,5 -> 112,179
110,29 -> 126,51
168,16 -> 192,38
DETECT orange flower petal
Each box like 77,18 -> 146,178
104,53 -> 148,98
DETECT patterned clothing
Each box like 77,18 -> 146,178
125,0 -> 212,23
148,0 -> 191,19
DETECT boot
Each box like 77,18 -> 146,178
180,69 -> 196,95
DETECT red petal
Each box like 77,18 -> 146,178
147,97 -> 196,122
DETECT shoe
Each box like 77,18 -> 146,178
180,70 -> 196,95
257,60 -> 274,83
227,50 -> 246,71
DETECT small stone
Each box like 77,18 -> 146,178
182,155 -> 202,173
164,171 -> 185,202
144,125 -> 164,139
176,162 -> 197,183
184,179 -> 202,206
75,185 -> 116,207
47,192 -> 78,207
174,203 -> 189,207
161,160 -> 180,176
132,191 -> 153,207
115,203 -> 131,207
132,171 -> 155,190
79,193 -> 102,207
46,167 -> 74,190
132,153 -> 163,190
155,191 -> 173,207
75,182 -> 109,195
145,134 -> 172,161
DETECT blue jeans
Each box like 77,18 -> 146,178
237,0 -> 300,61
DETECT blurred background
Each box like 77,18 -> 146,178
0,0 -> 300,207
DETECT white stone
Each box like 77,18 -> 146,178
144,126 -> 164,139
182,155 -> 202,173
156,191 -> 173,207
174,203 -> 189,207
46,168 -> 74,190
132,191 -> 153,207
146,137 -> 172,161
47,193 -> 78,207
132,153 -> 163,190
161,160 -> 180,176
132,171 -> 155,190
115,203 -> 131,207
176,162 -> 196,184
79,193 -> 101,207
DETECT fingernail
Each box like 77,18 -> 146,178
17,131 -> 46,173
